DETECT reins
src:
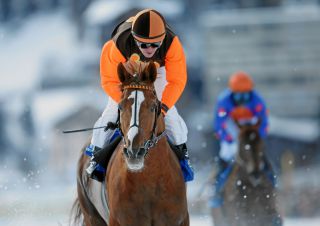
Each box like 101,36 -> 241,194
62,83 -> 165,153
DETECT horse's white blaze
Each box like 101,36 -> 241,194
127,90 -> 145,150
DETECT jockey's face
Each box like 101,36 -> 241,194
232,91 -> 251,106
135,40 -> 161,58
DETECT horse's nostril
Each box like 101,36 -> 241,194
123,148 -> 130,158
124,148 -> 146,159
137,148 -> 146,158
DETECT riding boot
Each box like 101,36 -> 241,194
170,143 -> 194,182
85,146 -> 106,182
85,136 -> 122,182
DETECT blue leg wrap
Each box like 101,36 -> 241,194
85,145 -> 106,173
208,164 -> 233,207
85,129 -> 121,175
208,195 -> 223,208
179,159 -> 194,182
85,144 -> 95,157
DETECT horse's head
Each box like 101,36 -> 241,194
117,61 -> 163,172
236,118 -> 265,182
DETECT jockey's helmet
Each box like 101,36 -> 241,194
228,71 -> 254,92
131,9 -> 166,43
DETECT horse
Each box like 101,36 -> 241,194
71,61 -> 189,226
214,119 -> 282,226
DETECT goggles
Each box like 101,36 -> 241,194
232,92 -> 251,105
135,40 -> 162,49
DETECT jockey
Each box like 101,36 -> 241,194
85,9 -> 193,182
210,71 -> 272,211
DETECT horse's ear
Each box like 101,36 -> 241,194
146,61 -> 157,83
141,61 -> 157,83
117,62 -> 130,83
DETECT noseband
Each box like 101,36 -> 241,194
121,84 -> 166,155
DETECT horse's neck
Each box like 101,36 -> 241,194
156,115 -> 165,135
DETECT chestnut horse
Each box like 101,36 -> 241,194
215,120 -> 282,226
71,61 -> 189,226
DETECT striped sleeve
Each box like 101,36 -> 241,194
100,40 -> 126,103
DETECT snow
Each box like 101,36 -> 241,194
1,6 -> 319,226
0,11 -> 97,97
199,4 -> 320,28
31,88 -> 105,136
191,215 -> 320,226
1,181 -> 320,226
84,0 -> 185,26
84,0 -> 131,26
0,12 -> 71,95
269,116 -> 319,142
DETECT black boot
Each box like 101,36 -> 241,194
170,143 -> 189,160
85,146 -> 106,182
86,136 -> 122,182
169,143 -> 194,182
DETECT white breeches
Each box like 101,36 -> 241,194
219,118 -> 239,162
91,66 -> 188,148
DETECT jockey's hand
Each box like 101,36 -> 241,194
219,142 -> 237,162
161,109 -> 166,117
160,102 -> 169,117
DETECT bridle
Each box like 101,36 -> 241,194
121,84 -> 166,155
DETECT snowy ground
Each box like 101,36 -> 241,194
1,178 -> 320,226
1,8 -> 320,226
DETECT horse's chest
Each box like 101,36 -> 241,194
225,181 -> 274,213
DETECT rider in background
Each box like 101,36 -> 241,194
210,71 -> 271,218
85,9 -> 193,182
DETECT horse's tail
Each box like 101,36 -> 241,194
69,197 -> 82,226
70,144 -> 108,226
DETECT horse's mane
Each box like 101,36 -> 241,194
118,60 -> 157,90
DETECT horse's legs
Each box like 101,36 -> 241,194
211,207 -> 228,226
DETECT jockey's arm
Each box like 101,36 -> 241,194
162,37 -> 187,114
256,100 -> 269,139
251,91 -> 269,138
100,40 -> 126,103
213,100 -> 233,143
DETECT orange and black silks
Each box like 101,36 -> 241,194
100,19 -> 187,113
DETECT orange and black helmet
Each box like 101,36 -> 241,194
228,71 -> 254,92
131,9 -> 166,43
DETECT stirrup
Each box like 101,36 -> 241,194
85,160 -> 106,182
86,161 -> 98,174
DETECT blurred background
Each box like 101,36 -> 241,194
0,0 -> 320,225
